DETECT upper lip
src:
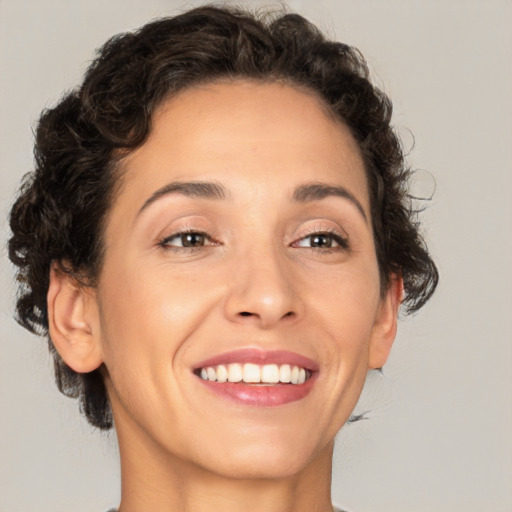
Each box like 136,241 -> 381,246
193,348 -> 319,372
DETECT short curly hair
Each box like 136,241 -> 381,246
8,5 -> 438,429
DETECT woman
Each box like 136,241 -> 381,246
8,5 -> 437,512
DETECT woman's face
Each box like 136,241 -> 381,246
93,81 -> 398,479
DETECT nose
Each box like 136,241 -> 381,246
223,247 -> 303,329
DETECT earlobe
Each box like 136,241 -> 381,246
47,262 -> 103,373
368,275 -> 403,369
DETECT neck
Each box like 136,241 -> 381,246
115,424 -> 335,512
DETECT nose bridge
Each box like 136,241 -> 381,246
224,241 -> 302,328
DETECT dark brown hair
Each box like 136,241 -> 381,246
8,5 -> 438,429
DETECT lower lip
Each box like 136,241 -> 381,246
196,374 -> 317,407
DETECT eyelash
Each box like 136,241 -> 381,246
157,227 -> 350,252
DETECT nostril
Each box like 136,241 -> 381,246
239,310 -> 294,319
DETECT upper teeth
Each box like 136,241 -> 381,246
199,363 -> 308,385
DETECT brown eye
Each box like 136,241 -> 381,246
295,232 -> 347,249
180,232 -> 206,247
159,231 -> 211,249
309,234 -> 334,248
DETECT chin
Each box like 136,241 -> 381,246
189,430 -> 330,481
203,452 -> 313,481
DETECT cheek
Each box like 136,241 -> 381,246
308,263 -> 381,372
309,261 -> 381,325
97,261 -> 220,366
95,266 -> 212,420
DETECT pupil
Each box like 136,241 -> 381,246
182,233 -> 204,247
311,234 -> 331,248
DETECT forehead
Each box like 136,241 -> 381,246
113,80 -> 369,217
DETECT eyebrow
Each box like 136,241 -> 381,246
293,183 -> 368,222
136,180 -> 367,222
137,181 -> 226,216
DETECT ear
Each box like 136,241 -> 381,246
368,274 -> 403,369
47,262 -> 103,373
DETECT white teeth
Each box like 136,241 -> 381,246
216,365 -> 228,383
227,363 -> 243,382
279,364 -> 291,383
261,364 -> 280,383
198,362 -> 310,385
207,367 -> 216,381
243,363 -> 261,383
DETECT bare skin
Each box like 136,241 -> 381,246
47,80 -> 401,512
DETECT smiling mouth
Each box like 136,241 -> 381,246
194,363 -> 312,385
193,350 -> 318,406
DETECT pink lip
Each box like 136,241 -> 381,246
193,349 -> 319,407
197,376 -> 317,407
193,348 -> 319,372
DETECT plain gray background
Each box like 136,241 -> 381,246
1,0 -> 511,511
